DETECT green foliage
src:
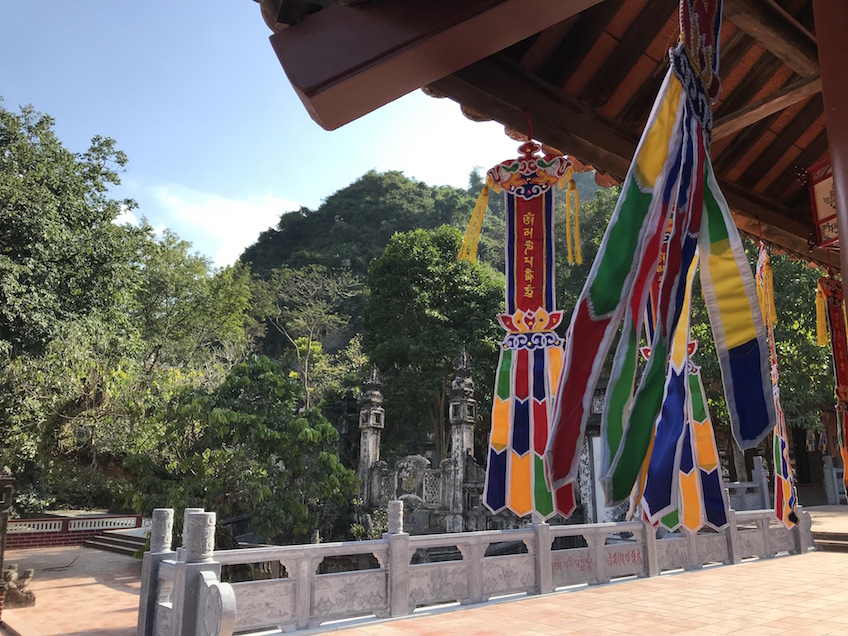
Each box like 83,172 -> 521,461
690,243 -> 833,431
0,103 -> 136,356
255,265 -> 363,408
125,357 -> 357,544
0,103 -> 257,516
363,225 -> 503,458
241,171 -> 483,279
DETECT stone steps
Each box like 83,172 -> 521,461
82,530 -> 147,557
812,531 -> 848,553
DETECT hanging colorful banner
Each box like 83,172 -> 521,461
634,244 -> 728,532
482,141 -> 577,518
756,245 -> 798,528
817,275 -> 848,498
545,0 -> 774,510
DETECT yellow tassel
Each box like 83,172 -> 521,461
458,185 -> 489,262
843,299 -> 848,350
817,281 -> 828,346
563,173 -> 581,265
756,252 -> 776,327
766,259 -> 776,326
570,178 -> 582,265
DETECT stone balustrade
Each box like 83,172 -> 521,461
137,501 -> 814,636
6,514 -> 142,549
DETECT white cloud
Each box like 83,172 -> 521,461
114,204 -> 138,226
150,185 -> 300,267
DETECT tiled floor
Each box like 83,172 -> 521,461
328,551 -> 848,635
1,546 -> 140,636
1,506 -> 847,636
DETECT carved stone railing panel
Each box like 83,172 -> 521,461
483,554 -> 535,596
657,537 -> 690,571
771,526 -> 795,554
737,528 -> 765,559
409,562 -> 467,606
313,570 -> 389,621
696,533 -> 729,564
232,580 -> 296,632
551,547 -> 594,586
603,543 -> 644,578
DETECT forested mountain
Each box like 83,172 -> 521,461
240,168 -> 600,278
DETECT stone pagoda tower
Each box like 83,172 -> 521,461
446,349 -> 477,532
358,365 -> 384,505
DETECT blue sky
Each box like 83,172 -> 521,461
1,1 -> 520,266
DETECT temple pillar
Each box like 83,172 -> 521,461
446,349 -> 477,533
813,0 -> 848,280
358,366 -> 385,505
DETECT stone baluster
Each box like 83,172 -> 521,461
385,500 -> 411,616
137,508 -> 176,636
823,456 -> 838,505
724,508 -> 741,565
752,456 -> 770,509
176,507 -> 205,561
641,518 -> 659,577
531,521 -> 553,594
171,511 -> 224,636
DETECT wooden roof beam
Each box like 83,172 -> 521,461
723,0 -> 819,77
427,55 -> 831,269
713,74 -> 822,140
429,56 -> 635,180
269,0 -> 605,130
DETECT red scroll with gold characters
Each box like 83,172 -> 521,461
482,141 -> 576,518
818,275 -> 848,498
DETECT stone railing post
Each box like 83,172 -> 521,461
0,474 -> 14,625
137,508 -> 176,636
682,527 -> 702,571
793,504 -> 811,554
177,507 -> 205,561
171,511 -> 224,636
752,457 -> 770,509
725,509 -> 740,565
641,519 -> 659,577
823,456 -> 838,505
385,500 -> 411,616
531,521 -> 553,595
585,528 -> 608,585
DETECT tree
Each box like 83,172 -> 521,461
241,171 -> 480,279
125,357 -> 358,544
0,102 -> 137,357
363,225 -> 503,459
131,224 -> 254,372
259,265 -> 362,408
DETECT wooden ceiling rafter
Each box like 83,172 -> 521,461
537,0 -> 624,88
712,74 -> 822,140
581,0 -> 679,109
737,93 -> 824,189
430,55 -> 635,178
762,128 -> 828,202
714,52 -> 786,119
519,18 -> 579,74
723,0 -> 818,77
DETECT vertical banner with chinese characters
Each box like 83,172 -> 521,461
818,275 -> 848,498
483,141 -> 576,518
756,246 -> 798,528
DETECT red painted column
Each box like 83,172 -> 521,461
814,0 -> 848,280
